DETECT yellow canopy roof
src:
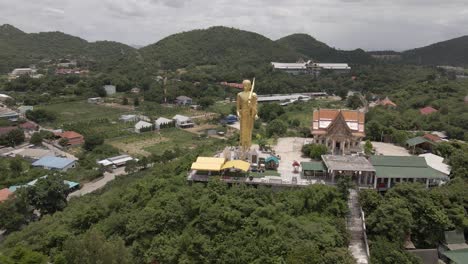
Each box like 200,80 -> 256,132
191,157 -> 226,171
221,160 -> 250,172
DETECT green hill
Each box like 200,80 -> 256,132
402,35 -> 468,66
139,26 -> 300,70
0,24 -> 137,73
276,33 -> 373,64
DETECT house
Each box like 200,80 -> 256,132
10,68 -> 36,77
103,85 -> 116,95
423,133 -> 443,143
301,161 -> 327,179
131,87 -> 140,94
19,121 -> 39,131
406,136 -> 434,153
310,109 -> 365,155
173,115 -> 194,128
175,96 -> 192,106
87,97 -> 103,104
119,114 -> 138,122
155,117 -> 173,129
0,94 -> 13,102
0,188 -> 13,203
134,121 -> 153,133
419,106 -> 438,115
57,131 -> 84,146
0,107 -> 19,121
98,154 -> 135,167
370,156 -> 449,191
18,105 -> 33,115
32,156 -> 77,171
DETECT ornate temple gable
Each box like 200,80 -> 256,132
327,111 -> 353,138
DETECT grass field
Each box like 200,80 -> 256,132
107,128 -> 220,156
37,101 -> 133,126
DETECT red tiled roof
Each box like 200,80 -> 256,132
19,121 -> 38,130
312,109 -> 365,123
0,188 -> 13,202
423,134 -> 442,143
419,106 -> 438,115
0,126 -> 18,136
59,131 -> 83,139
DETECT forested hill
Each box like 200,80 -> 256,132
276,33 -> 373,64
139,26 -> 300,70
0,24 -> 137,73
402,35 -> 468,66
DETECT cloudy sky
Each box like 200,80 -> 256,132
1,0 -> 467,51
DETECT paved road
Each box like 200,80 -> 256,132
348,189 -> 369,264
68,167 -> 126,199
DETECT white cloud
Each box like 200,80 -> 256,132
0,0 -> 467,50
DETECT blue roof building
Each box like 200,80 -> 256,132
32,156 -> 77,171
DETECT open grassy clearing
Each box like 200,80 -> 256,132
107,128 -> 221,157
37,100 -> 133,126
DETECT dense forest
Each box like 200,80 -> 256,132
0,146 -> 355,263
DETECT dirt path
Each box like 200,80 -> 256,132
347,189 -> 369,264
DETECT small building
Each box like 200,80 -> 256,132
119,114 -> 138,122
10,68 -> 36,77
32,156 -> 77,171
406,136 -> 434,153
155,117 -> 173,129
19,121 -> 39,131
321,155 -> 376,186
301,161 -> 326,179
18,105 -> 33,114
0,94 -> 13,102
175,96 -> 192,106
0,188 -> 13,203
134,121 -> 153,133
131,87 -> 140,94
419,106 -> 438,115
103,85 -> 116,96
173,115 -> 194,128
57,131 -> 84,146
98,154 -> 135,167
271,60 -> 351,76
370,155 -> 449,191
0,107 -> 19,121
87,97 -> 103,104
311,109 -> 365,155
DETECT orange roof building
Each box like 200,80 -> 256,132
311,109 -> 365,155
58,131 -> 84,146
0,188 -> 13,203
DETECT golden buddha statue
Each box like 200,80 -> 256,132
237,79 -> 258,156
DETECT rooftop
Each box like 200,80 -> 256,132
32,156 -> 76,169
419,153 -> 451,175
313,109 -> 365,123
322,155 -> 375,172
443,249 -> 468,264
59,131 -> 83,139
419,106 -> 438,115
406,136 -> 431,147
0,188 -> 13,202
301,161 -> 325,171
370,155 -> 448,180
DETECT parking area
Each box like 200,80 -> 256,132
369,142 -> 411,156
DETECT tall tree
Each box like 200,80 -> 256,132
26,175 -> 68,215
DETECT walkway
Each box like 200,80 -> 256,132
274,137 -> 311,183
68,167 -> 126,199
347,189 -> 369,264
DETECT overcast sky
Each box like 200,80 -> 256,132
1,0 -> 467,51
